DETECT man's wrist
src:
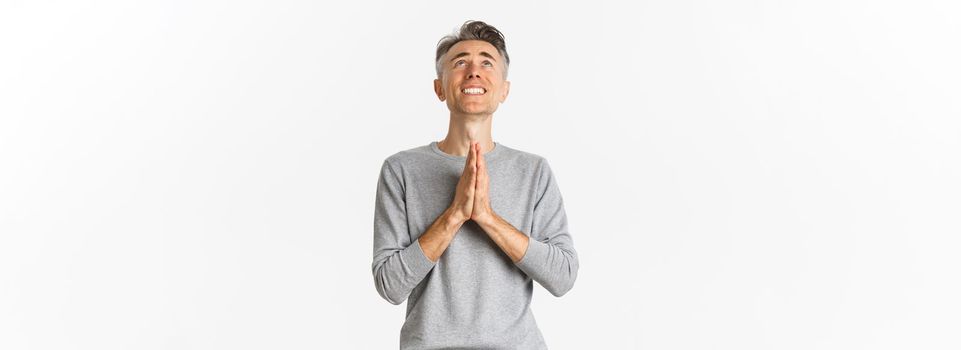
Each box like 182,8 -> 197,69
472,211 -> 497,228
443,207 -> 468,227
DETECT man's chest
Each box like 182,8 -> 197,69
403,161 -> 539,237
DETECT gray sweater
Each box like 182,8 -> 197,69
372,141 -> 579,349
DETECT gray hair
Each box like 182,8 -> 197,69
435,20 -> 510,79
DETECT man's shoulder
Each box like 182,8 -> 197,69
379,143 -> 436,173
494,143 -> 550,170
383,143 -> 432,161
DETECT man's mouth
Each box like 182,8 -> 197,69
461,87 -> 486,95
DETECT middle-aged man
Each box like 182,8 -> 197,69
372,20 -> 579,349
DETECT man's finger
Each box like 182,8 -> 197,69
464,142 -> 475,172
477,145 -> 485,174
475,145 -> 486,191
467,142 -> 477,179
471,142 -> 479,177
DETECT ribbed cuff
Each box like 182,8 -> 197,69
403,239 -> 438,276
515,238 -> 549,271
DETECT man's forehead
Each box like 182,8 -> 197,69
447,40 -> 501,58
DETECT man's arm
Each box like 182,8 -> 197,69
371,159 -> 434,305
474,214 -> 530,263
417,208 -> 466,262
371,146 -> 479,305
472,151 -> 579,297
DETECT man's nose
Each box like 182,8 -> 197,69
467,65 -> 482,79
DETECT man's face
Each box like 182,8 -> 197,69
434,40 -> 510,116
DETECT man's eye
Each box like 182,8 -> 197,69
455,60 -> 466,67
483,61 -> 493,67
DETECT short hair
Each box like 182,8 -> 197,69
435,20 -> 510,79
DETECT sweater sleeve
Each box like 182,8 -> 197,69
514,158 -> 580,297
371,159 -> 437,305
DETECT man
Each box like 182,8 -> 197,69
371,20 -> 579,349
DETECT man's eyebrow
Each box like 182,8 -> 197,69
479,51 -> 496,61
449,51 -> 498,62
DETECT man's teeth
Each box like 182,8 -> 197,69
462,88 -> 485,95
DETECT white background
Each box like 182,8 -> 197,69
2,0 -> 959,349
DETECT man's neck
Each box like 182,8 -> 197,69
437,113 -> 495,157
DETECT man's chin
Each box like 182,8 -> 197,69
454,104 -> 495,114
455,111 -> 494,119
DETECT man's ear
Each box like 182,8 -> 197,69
434,79 -> 446,101
499,80 -> 510,102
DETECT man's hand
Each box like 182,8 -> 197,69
418,142 -> 477,263
470,142 -> 495,224
466,142 -> 530,263
448,141 -> 478,223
